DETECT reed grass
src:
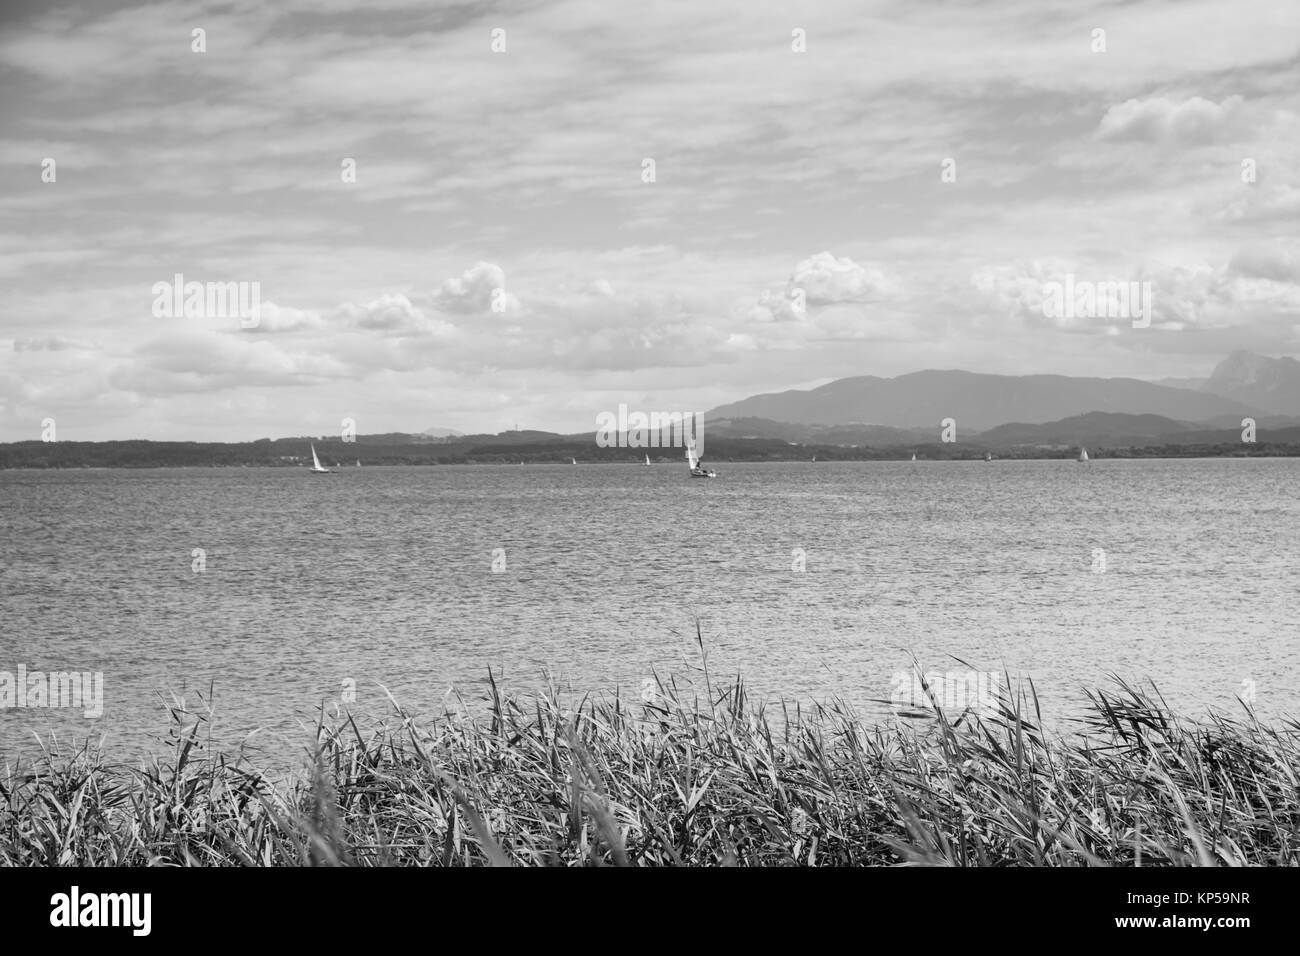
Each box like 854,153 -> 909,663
3,659 -> 1297,866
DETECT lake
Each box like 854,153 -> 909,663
2,459 -> 1298,766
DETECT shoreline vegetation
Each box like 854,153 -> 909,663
2,437 -> 1299,469
3,660 -> 1296,866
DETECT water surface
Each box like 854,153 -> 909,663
2,459 -> 1297,764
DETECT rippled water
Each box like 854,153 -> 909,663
2,459 -> 1298,764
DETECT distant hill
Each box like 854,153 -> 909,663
707,369 -> 1261,430
1200,351 -> 1300,415
979,413 -> 1197,447
704,417 -> 933,445
447,429 -> 564,446
971,412 -> 1300,448
421,426 -> 464,438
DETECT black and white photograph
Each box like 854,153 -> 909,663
0,0 -> 1295,928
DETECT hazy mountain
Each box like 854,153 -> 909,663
705,417 -> 933,445
966,412 -> 1300,448
978,413 -> 1197,447
421,426 -> 464,437
1200,351 -> 1300,415
707,369 -> 1260,430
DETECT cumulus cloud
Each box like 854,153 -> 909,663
790,252 -> 900,305
749,288 -> 803,323
337,293 -> 455,336
1097,95 -> 1244,144
244,302 -> 325,334
972,254 -> 1300,334
432,262 -> 521,315
747,252 -> 902,325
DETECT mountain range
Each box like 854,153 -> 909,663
704,352 -> 1300,433
1199,352 -> 1300,414
404,351 -> 1300,451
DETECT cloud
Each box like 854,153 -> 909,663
1097,96 -> 1245,144
244,302 -> 325,334
432,262 -> 521,315
13,335 -> 100,352
1218,182 -> 1300,225
748,253 -> 902,330
337,293 -> 453,335
1228,246 -> 1300,283
789,252 -> 901,305
972,253 -> 1300,335
108,332 -> 346,395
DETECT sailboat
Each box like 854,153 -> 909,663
1078,447 -> 1089,463
911,452 -> 917,461
309,443 -> 333,475
644,454 -> 651,466
811,455 -> 817,462
356,460 -> 362,467
686,442 -> 716,479
984,451 -> 993,462
571,457 -> 577,465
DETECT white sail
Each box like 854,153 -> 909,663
1079,447 -> 1089,462
309,443 -> 331,473
685,443 -> 700,470
911,453 -> 916,461
645,454 -> 651,465
571,457 -> 577,465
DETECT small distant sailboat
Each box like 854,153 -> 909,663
811,455 -> 817,462
356,459 -> 362,467
911,452 -> 917,461
309,443 -> 333,475
984,451 -> 992,462
686,442 -> 716,479
1078,447 -> 1089,463
644,453 -> 651,466
571,457 -> 578,465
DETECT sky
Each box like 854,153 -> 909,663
1,0 -> 1297,441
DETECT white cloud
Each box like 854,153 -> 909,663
432,263 -> 521,315
1098,95 -> 1245,144
789,252 -> 901,305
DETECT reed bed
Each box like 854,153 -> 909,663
3,659 -> 1298,866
